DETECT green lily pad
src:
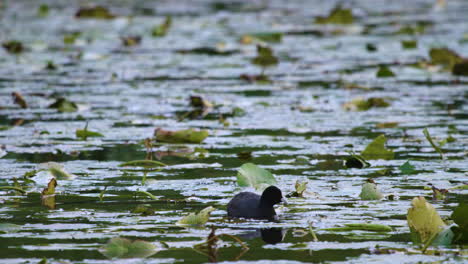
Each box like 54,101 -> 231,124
376,65 -> 395,78
49,98 -> 78,113
429,48 -> 463,71
176,206 -> 215,226
152,16 -> 171,37
399,160 -> 415,175
252,45 -> 278,70
451,203 -> 468,243
76,123 -> 104,140
402,40 -> 417,49
0,223 -> 21,233
343,97 -> 390,111
453,59 -> 468,76
240,32 -> 283,44
100,237 -> 159,259
75,6 -> 115,19
41,162 -> 75,180
407,196 -> 451,245
237,163 -> 277,190
2,40 -> 24,54
315,6 -> 354,24
155,128 -> 209,144
359,181 -> 384,200
361,134 -> 394,160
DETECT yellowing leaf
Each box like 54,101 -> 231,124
237,163 -> 276,190
407,196 -> 447,244
361,134 -> 394,160
176,206 -> 215,226
41,178 -> 57,209
155,128 -> 209,144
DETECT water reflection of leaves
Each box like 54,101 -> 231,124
193,227 -> 249,263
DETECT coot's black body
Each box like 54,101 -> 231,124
227,186 -> 285,220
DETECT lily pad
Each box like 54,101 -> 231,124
251,45 -> 278,70
100,237 -> 159,259
376,65 -> 395,78
152,16 -> 172,37
240,32 -> 283,44
315,6 -> 354,24
402,40 -> 417,49
237,163 -> 277,190
155,128 -> 209,144
0,223 -> 21,233
359,181 -> 384,200
361,134 -> 394,160
75,6 -> 115,19
407,196 -> 452,245
343,97 -> 390,111
451,203 -> 468,243
48,98 -> 78,113
429,48 -> 463,70
76,123 -> 104,140
176,206 -> 215,226
40,162 -> 75,180
399,160 -> 415,175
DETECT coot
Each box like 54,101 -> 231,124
227,186 -> 286,220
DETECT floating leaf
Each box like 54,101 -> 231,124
359,181 -> 384,200
453,59 -> 468,76
361,134 -> 394,160
366,43 -> 377,52
63,32 -> 81,45
315,6 -> 354,24
155,128 -> 209,144
240,32 -> 283,44
121,36 -> 141,47
402,40 -> 417,49
48,98 -> 78,113
451,203 -> 468,243
376,65 -> 395,78
152,16 -> 171,37
407,196 -> 452,245
75,6 -> 115,19
40,162 -> 75,180
176,206 -> 215,226
324,223 -> 392,232
376,122 -> 399,128
133,205 -> 155,216
76,123 -> 104,140
399,160 -> 415,175
189,96 -> 213,109
343,97 -> 390,111
394,24 -> 427,35
287,180 -> 308,198
37,4 -> 49,17
11,92 -> 27,109
41,178 -> 57,209
119,160 -> 166,168
423,128 -> 443,159
2,40 -> 24,54
100,237 -> 159,259
176,47 -> 237,56
237,163 -> 277,190
345,153 -> 370,169
0,223 -> 21,233
429,48 -> 463,71
252,45 -> 279,70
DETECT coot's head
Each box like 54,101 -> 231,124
261,186 -> 287,205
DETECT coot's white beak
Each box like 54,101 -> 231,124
281,197 -> 288,205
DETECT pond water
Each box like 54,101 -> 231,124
0,0 -> 467,263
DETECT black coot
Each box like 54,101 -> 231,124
227,186 -> 286,220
